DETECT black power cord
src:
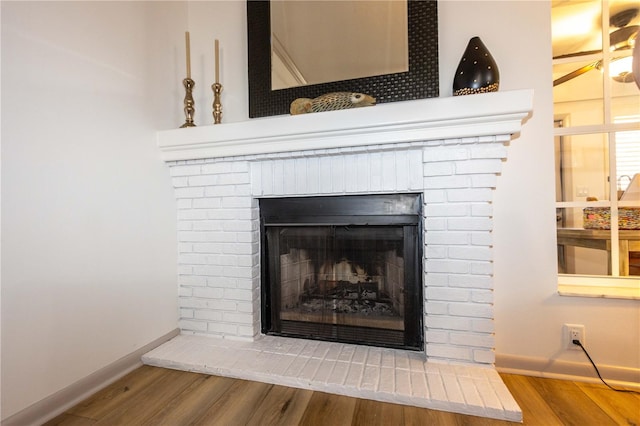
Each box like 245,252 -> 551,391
572,339 -> 640,394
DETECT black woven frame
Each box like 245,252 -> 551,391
247,0 -> 439,118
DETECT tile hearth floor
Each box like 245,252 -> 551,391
142,334 -> 522,422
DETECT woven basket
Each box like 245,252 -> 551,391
583,207 -> 640,230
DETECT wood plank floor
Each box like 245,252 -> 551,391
45,365 -> 640,426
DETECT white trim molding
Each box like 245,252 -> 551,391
496,353 -> 640,390
1,329 -> 180,426
158,90 -> 534,162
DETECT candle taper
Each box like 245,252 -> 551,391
185,31 -> 191,79
215,39 -> 220,84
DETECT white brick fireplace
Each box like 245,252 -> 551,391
143,90 -> 533,421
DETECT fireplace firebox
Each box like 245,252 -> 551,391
260,194 -> 423,351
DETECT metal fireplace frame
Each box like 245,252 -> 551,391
259,193 -> 424,351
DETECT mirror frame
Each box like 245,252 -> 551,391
247,0 -> 439,118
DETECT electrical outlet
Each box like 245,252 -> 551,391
576,186 -> 589,197
564,323 -> 585,350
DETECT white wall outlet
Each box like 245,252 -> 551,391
564,323 -> 585,350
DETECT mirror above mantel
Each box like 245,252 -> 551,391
247,0 -> 439,118
270,1 -> 409,90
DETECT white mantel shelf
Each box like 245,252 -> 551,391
157,89 -> 533,162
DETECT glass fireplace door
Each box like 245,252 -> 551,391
260,194 -> 423,351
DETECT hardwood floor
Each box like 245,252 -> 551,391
45,365 -> 640,426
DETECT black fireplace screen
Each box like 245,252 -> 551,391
260,194 -> 423,351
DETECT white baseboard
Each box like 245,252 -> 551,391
496,353 -> 640,389
1,328 -> 180,426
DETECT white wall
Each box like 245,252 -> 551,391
438,2 -> 639,376
2,0 -> 638,420
183,1 -> 249,126
1,1 -> 185,419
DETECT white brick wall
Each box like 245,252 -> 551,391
167,135 -> 510,365
169,158 -> 258,340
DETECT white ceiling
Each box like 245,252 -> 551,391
552,0 -> 639,58
552,0 -> 639,94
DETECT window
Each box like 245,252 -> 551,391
552,0 -> 639,296
615,116 -> 640,190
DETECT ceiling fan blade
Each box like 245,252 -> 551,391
553,50 -> 602,60
553,61 -> 600,86
610,25 -> 639,51
553,24 -> 638,61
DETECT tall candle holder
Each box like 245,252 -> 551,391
212,82 -> 223,124
180,78 -> 196,128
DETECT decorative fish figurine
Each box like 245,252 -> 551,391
290,92 -> 376,115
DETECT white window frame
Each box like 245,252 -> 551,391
553,1 -> 640,298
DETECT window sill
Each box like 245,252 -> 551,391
558,284 -> 640,300
558,275 -> 640,300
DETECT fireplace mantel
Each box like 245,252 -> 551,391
146,89 -> 536,421
158,89 -> 533,162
